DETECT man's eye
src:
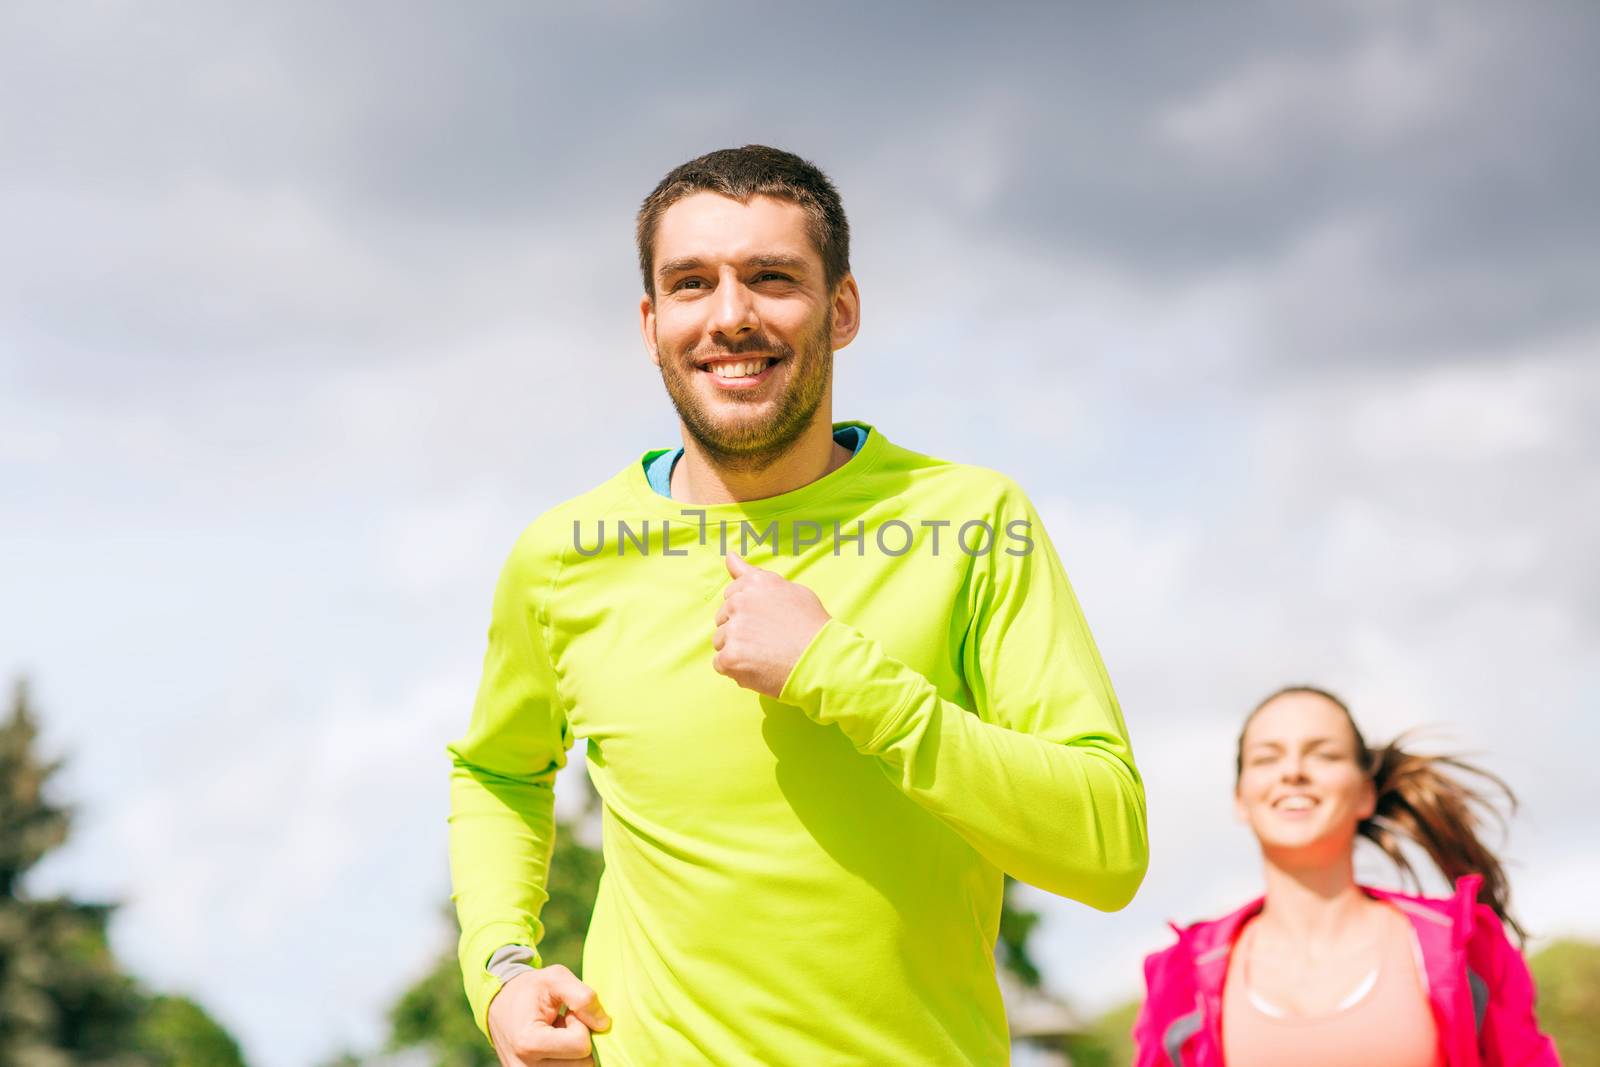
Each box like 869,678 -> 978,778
674,278 -> 707,291
754,272 -> 790,283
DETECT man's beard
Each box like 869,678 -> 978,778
654,311 -> 834,474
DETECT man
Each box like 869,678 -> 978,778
448,145 -> 1148,1066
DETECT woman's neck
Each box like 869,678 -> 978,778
1254,852 -> 1375,953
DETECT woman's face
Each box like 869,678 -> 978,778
1235,691 -> 1376,863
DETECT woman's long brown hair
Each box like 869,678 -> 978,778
1237,685 -> 1525,942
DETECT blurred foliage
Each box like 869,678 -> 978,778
1528,938 -> 1600,1065
0,682 -> 70,898
997,876 -> 1043,988
1060,999 -> 1139,1067
0,680 -> 246,1067
385,941 -> 497,1067
132,995 -> 248,1067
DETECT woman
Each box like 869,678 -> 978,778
1134,686 -> 1559,1066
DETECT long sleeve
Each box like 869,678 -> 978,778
447,526 -> 574,1037
1472,908 -> 1563,1067
1131,998 -> 1167,1067
1131,938 -> 1202,1067
777,485 -> 1148,911
1132,953 -> 1169,1067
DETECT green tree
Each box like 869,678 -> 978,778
1528,938 -> 1600,1064
0,680 -> 246,1067
1000,878 -> 1130,1063
1064,999 -> 1138,1067
997,876 -> 1044,988
1,679 -> 144,1065
131,995 -> 248,1067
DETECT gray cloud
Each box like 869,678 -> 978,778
6,2 -> 1596,394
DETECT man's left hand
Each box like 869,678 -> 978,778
712,552 -> 831,699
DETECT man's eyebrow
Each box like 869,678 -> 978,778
656,257 -> 707,281
655,254 -> 812,281
746,254 -> 810,272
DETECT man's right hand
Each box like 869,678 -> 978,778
487,965 -> 611,1066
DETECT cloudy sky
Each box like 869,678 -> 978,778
4,2 -> 1597,1064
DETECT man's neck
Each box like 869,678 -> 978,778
670,417 -> 851,505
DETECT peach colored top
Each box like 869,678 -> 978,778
1222,905 -> 1446,1067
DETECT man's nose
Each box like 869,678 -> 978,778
1280,758 -> 1309,783
707,266 -> 758,339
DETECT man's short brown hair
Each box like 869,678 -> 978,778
636,145 -> 850,298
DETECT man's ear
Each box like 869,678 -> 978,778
640,293 -> 660,367
829,274 -> 862,352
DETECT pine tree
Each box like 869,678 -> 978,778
0,679 -> 144,1064
0,680 -> 71,901
0,679 -> 247,1067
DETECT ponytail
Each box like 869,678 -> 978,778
1240,686 -> 1524,942
1363,734 -> 1524,942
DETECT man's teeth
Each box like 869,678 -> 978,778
709,359 -> 769,379
1278,797 -> 1316,811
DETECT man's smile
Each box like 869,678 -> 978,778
698,354 -> 782,389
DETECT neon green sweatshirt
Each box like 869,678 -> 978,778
447,422 -> 1147,1065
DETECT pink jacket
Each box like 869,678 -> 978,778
1133,876 -> 1561,1067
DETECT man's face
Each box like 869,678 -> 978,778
641,192 -> 858,468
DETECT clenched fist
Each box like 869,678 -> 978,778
712,552 -> 831,698
487,964 -> 610,1066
